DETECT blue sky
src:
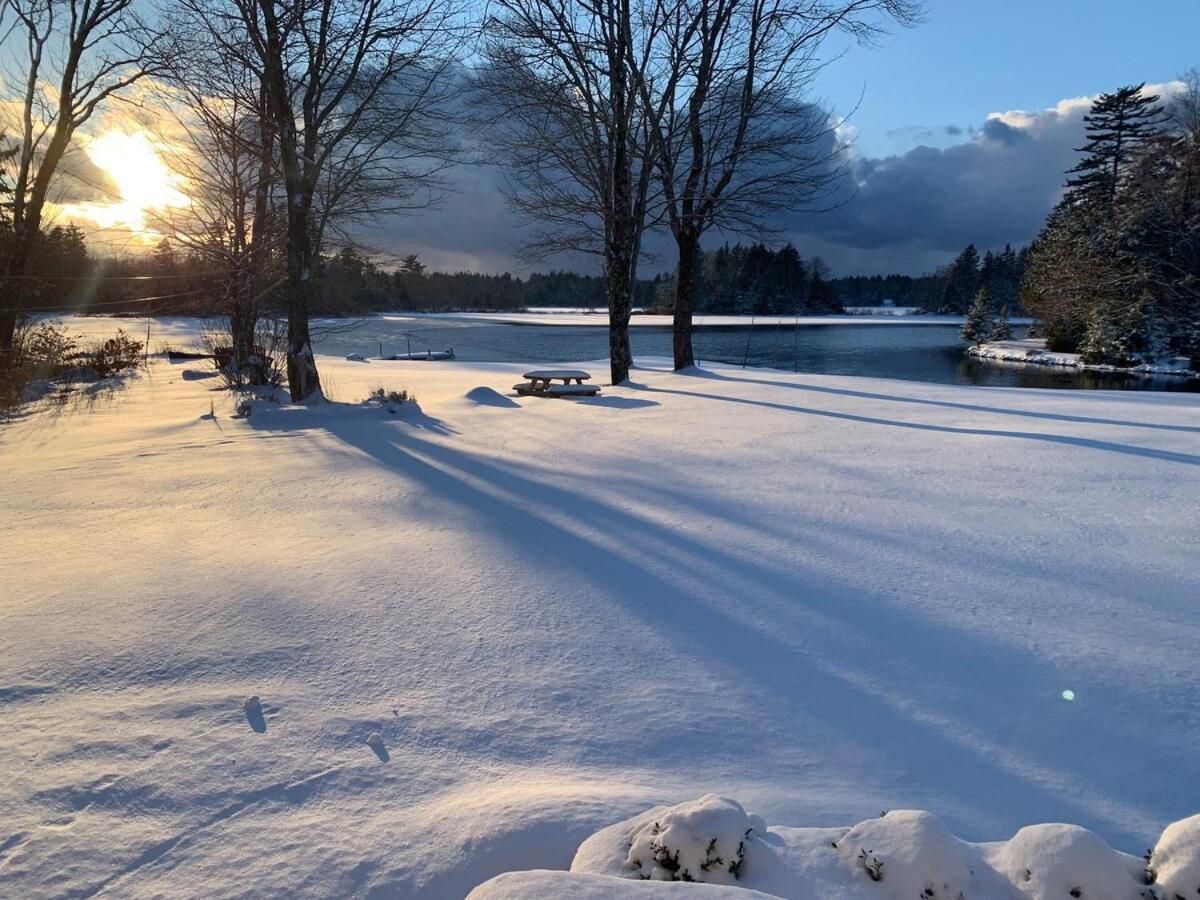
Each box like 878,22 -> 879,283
818,0 -> 1200,158
377,0 -> 1200,276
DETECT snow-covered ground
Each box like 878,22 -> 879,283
2,318 -> 1198,897
969,339 -> 1199,379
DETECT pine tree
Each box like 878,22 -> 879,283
990,305 -> 1013,341
961,286 -> 995,345
1066,84 -> 1166,218
940,244 -> 981,313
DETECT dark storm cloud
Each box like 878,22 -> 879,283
371,87 -> 1180,277
774,96 -> 1098,274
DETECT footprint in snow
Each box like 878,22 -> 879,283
366,732 -> 390,762
244,695 -> 267,733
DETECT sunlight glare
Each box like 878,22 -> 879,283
69,131 -> 187,238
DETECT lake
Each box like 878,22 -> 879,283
311,316 -> 1200,392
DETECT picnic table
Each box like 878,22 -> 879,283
514,369 -> 601,398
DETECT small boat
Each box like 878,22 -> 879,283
382,348 -> 455,361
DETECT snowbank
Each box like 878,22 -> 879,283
474,799 -> 1194,900
968,339 -> 1198,379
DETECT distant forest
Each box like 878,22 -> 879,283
31,232 -> 1028,318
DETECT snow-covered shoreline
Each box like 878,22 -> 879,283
2,323 -> 1198,896
968,338 -> 1199,379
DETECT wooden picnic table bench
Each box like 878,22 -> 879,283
514,369 -> 600,397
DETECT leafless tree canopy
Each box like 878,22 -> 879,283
175,0 -> 463,400
633,0 -> 922,368
0,0 -> 161,352
477,0 -> 662,383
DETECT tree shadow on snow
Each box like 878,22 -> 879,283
631,382 -> 1200,467
294,414 -> 1181,847
691,368 -> 1200,435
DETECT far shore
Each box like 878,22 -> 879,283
386,310 -> 1035,328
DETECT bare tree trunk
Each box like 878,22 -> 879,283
606,254 -> 634,384
2,228 -> 41,355
283,209 -> 321,401
0,311 -> 16,356
673,228 -> 700,369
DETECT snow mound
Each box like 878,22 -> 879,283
539,800 -> 1200,899
985,824 -> 1149,900
1148,813 -> 1200,898
834,810 -> 1019,899
574,795 -> 768,886
468,869 -> 780,899
465,385 -> 520,407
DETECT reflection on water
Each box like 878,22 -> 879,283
311,317 -> 1200,392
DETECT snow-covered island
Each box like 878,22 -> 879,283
2,321 -> 1198,897
968,338 -> 1200,380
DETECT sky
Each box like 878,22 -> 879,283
32,0 -> 1200,278
370,0 -> 1200,278
819,0 -> 1200,159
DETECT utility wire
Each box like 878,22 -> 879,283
0,287 -> 222,316
1,270 -> 229,281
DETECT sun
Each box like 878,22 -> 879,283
65,131 -> 188,239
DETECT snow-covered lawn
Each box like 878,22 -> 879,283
2,329 -> 1198,897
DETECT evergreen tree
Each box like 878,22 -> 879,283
807,258 -> 839,313
961,286 -> 995,345
1066,84 -> 1166,218
990,305 -> 1013,341
939,244 -> 981,313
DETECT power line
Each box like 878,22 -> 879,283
0,287 -> 222,316
1,270 -> 229,281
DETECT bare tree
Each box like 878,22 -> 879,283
478,0 -> 659,385
636,0 -> 921,369
150,16 -> 281,384
0,0 -> 159,354
213,0 -> 461,401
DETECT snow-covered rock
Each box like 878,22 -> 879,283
1148,814 -> 1200,899
985,823 -> 1149,900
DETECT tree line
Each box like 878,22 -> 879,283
1021,78 -> 1200,367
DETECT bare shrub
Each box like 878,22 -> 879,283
365,386 -> 418,406
82,330 -> 145,378
201,316 -> 286,389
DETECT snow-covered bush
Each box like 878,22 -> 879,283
833,810 -> 1020,899
525,798 -> 1200,900
985,824 -> 1150,900
622,796 -> 766,884
1147,813 -> 1200,898
364,386 -> 418,406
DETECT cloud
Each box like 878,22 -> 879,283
772,82 -> 1186,275
380,83 -> 1188,278
43,75 -> 1188,278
